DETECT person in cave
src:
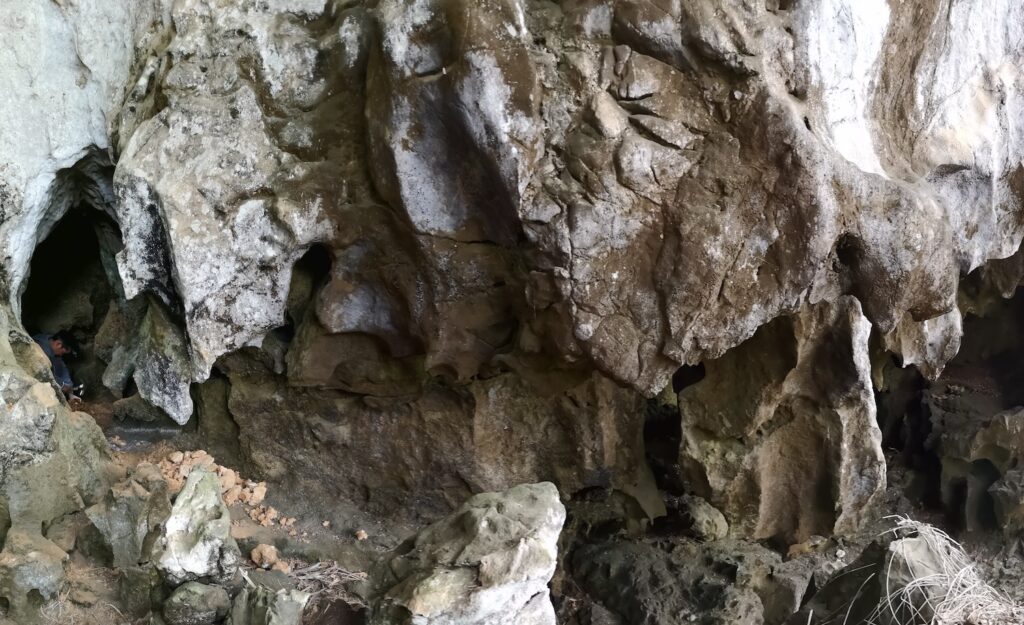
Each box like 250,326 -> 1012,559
32,330 -> 80,401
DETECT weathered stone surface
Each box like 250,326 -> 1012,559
112,392 -> 175,424
678,495 -> 728,542
990,468 -> 1024,534
164,582 -> 230,625
932,406 -> 1024,533
0,0 -> 1017,443
220,350 -> 660,525
154,468 -> 240,586
0,9 -> 1021,625
0,530 -> 68,620
369,482 -> 565,625
119,564 -> 164,619
86,462 -> 172,567
679,297 -> 884,543
574,537 -> 812,625
228,585 -> 310,625
2,407 -> 116,533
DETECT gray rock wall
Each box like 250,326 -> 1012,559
0,0 -> 1022,539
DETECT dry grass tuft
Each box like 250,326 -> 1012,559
40,591 -> 129,625
37,564 -> 127,625
863,517 -> 1024,625
290,560 -> 368,606
240,558 -> 368,618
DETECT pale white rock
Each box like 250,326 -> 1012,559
883,310 -> 963,381
154,467 -> 240,585
369,482 -> 565,625
799,0 -> 890,176
0,0 -> 166,312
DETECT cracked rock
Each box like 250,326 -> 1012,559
153,467 -> 240,586
368,482 -> 565,625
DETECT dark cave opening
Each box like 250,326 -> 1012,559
644,394 -> 684,496
274,243 -> 333,346
20,206 -> 122,407
671,363 -> 706,393
879,285 -> 1024,534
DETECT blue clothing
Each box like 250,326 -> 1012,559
32,334 -> 73,389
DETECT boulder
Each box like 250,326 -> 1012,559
369,482 -> 565,625
877,535 -> 947,625
228,585 -> 310,625
153,468 -> 240,585
85,462 -> 172,567
164,582 -> 231,625
0,530 -> 68,619
679,495 -> 728,541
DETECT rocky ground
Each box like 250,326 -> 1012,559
1,399 -> 1017,625
1,418 -> 374,625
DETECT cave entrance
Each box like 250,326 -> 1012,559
20,205 -> 123,418
876,281 -> 1024,534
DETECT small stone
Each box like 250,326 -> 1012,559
355,529 -> 368,541
321,521 -> 330,528
119,565 -> 162,618
229,586 -> 309,625
249,483 -> 267,505
169,451 -> 185,464
271,560 -> 291,574
224,485 -> 243,506
250,544 -> 279,569
681,495 -> 729,541
217,468 -> 237,493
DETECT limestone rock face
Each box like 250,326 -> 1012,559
220,352 -> 661,525
369,482 -> 565,625
153,468 -> 240,586
0,0 -> 1020,566
679,297 -> 884,544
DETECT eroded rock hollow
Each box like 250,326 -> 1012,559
0,0 -> 1023,624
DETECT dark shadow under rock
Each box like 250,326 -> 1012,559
572,537 -> 814,625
